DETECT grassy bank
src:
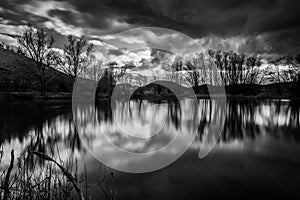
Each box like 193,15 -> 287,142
1,82 -> 299,101
0,92 -> 72,101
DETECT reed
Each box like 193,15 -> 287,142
0,148 -> 116,200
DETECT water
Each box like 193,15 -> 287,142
0,99 -> 300,199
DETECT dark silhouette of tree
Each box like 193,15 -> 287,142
107,61 -> 127,82
18,25 -> 57,97
268,55 -> 299,83
168,59 -> 184,84
185,62 -> 201,93
283,55 -> 299,82
210,50 -> 231,85
208,50 -> 263,85
96,62 -> 127,96
244,54 -> 262,84
60,35 -> 94,81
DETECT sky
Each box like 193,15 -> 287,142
0,0 -> 299,77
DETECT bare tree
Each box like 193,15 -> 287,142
244,55 -> 262,84
18,25 -> 57,97
60,35 -> 94,81
167,60 -> 184,84
281,55 -> 300,82
85,55 -> 103,81
208,50 -> 264,85
184,52 -> 219,91
267,55 -> 299,83
184,59 -> 202,93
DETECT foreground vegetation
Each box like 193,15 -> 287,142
0,148 -> 116,200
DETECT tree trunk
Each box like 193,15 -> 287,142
39,64 -> 46,98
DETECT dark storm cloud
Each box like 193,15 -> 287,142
78,0 -> 297,35
53,0 -> 300,54
0,0 -> 300,54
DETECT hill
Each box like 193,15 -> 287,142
0,48 -> 73,99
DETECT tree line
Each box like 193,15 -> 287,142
1,24 -> 300,96
168,50 -> 300,91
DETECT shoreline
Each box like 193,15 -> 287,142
1,82 -> 299,101
0,92 -> 72,101
1,92 -> 300,102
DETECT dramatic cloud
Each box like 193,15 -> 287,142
0,0 -> 300,56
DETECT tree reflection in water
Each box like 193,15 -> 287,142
0,99 -> 300,166
1,99 -> 300,199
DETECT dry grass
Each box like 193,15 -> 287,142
0,147 -> 116,200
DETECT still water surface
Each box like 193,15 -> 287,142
0,99 -> 300,199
